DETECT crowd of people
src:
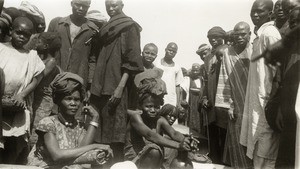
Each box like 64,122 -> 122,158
0,0 -> 299,168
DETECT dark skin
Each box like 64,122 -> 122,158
232,21 -> 251,55
35,37 -> 57,77
142,44 -> 158,69
10,17 -> 44,109
70,1 -> 90,26
128,96 -> 191,169
250,0 -> 273,29
44,90 -> 113,163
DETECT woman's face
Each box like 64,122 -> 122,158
59,90 -> 81,117
141,96 -> 160,119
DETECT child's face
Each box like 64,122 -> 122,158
11,23 -> 32,49
35,38 -> 47,54
289,9 -> 300,29
165,110 -> 178,125
141,96 -> 160,119
142,45 -> 158,65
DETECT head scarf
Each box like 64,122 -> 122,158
86,10 -> 107,23
19,1 -> 44,20
137,78 -> 167,106
196,44 -> 211,55
72,0 -> 91,6
2,7 -> 22,22
207,26 -> 226,38
50,72 -> 85,103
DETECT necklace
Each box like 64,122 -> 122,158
58,113 -> 76,127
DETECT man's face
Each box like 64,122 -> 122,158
208,35 -> 224,49
289,9 -> 300,29
165,44 -> 178,60
250,1 -> 272,28
71,2 -> 90,18
142,45 -> 158,65
233,27 -> 250,48
105,0 -> 123,17
141,96 -> 160,119
199,49 -> 211,61
11,23 -> 32,49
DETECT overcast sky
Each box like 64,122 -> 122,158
4,0 -> 259,69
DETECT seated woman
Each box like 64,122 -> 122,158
125,78 -> 191,169
27,72 -> 112,168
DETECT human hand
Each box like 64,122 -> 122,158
84,90 -> 91,104
108,86 -> 123,108
228,109 -> 235,120
83,105 -> 99,121
13,94 -> 26,109
93,144 -> 114,159
202,99 -> 210,109
178,138 -> 191,151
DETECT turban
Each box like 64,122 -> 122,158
207,26 -> 226,38
19,1 -> 44,20
72,0 -> 91,6
0,12 -> 12,27
196,44 -> 211,55
50,72 -> 85,103
86,10 -> 107,24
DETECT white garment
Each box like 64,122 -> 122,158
240,21 -> 281,160
0,43 -> 45,137
155,59 -> 184,106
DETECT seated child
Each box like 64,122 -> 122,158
125,78 -> 191,169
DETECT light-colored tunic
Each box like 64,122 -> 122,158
155,60 -> 184,106
240,21 -> 281,160
0,43 -> 44,139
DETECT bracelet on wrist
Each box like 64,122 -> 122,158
89,121 -> 99,128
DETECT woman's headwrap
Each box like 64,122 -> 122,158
137,78 -> 167,106
72,0 -> 91,6
50,72 -> 85,104
196,44 -> 211,55
159,104 -> 176,117
86,10 -> 107,24
207,26 -> 226,38
19,1 -> 44,20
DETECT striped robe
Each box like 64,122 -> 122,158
215,44 -> 253,168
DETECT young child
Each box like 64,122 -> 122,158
30,32 -> 62,147
0,16 -> 45,163
156,104 -> 185,141
125,78 -> 191,169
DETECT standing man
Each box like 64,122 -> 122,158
155,42 -> 184,108
201,26 -> 227,164
215,22 -> 253,168
240,0 -> 282,168
48,0 -> 98,85
90,0 -> 143,164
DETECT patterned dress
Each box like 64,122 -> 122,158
27,115 -> 86,168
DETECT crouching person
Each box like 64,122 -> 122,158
125,77 -> 191,169
27,72 -> 113,168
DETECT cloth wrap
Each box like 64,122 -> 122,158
207,26 -> 226,38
